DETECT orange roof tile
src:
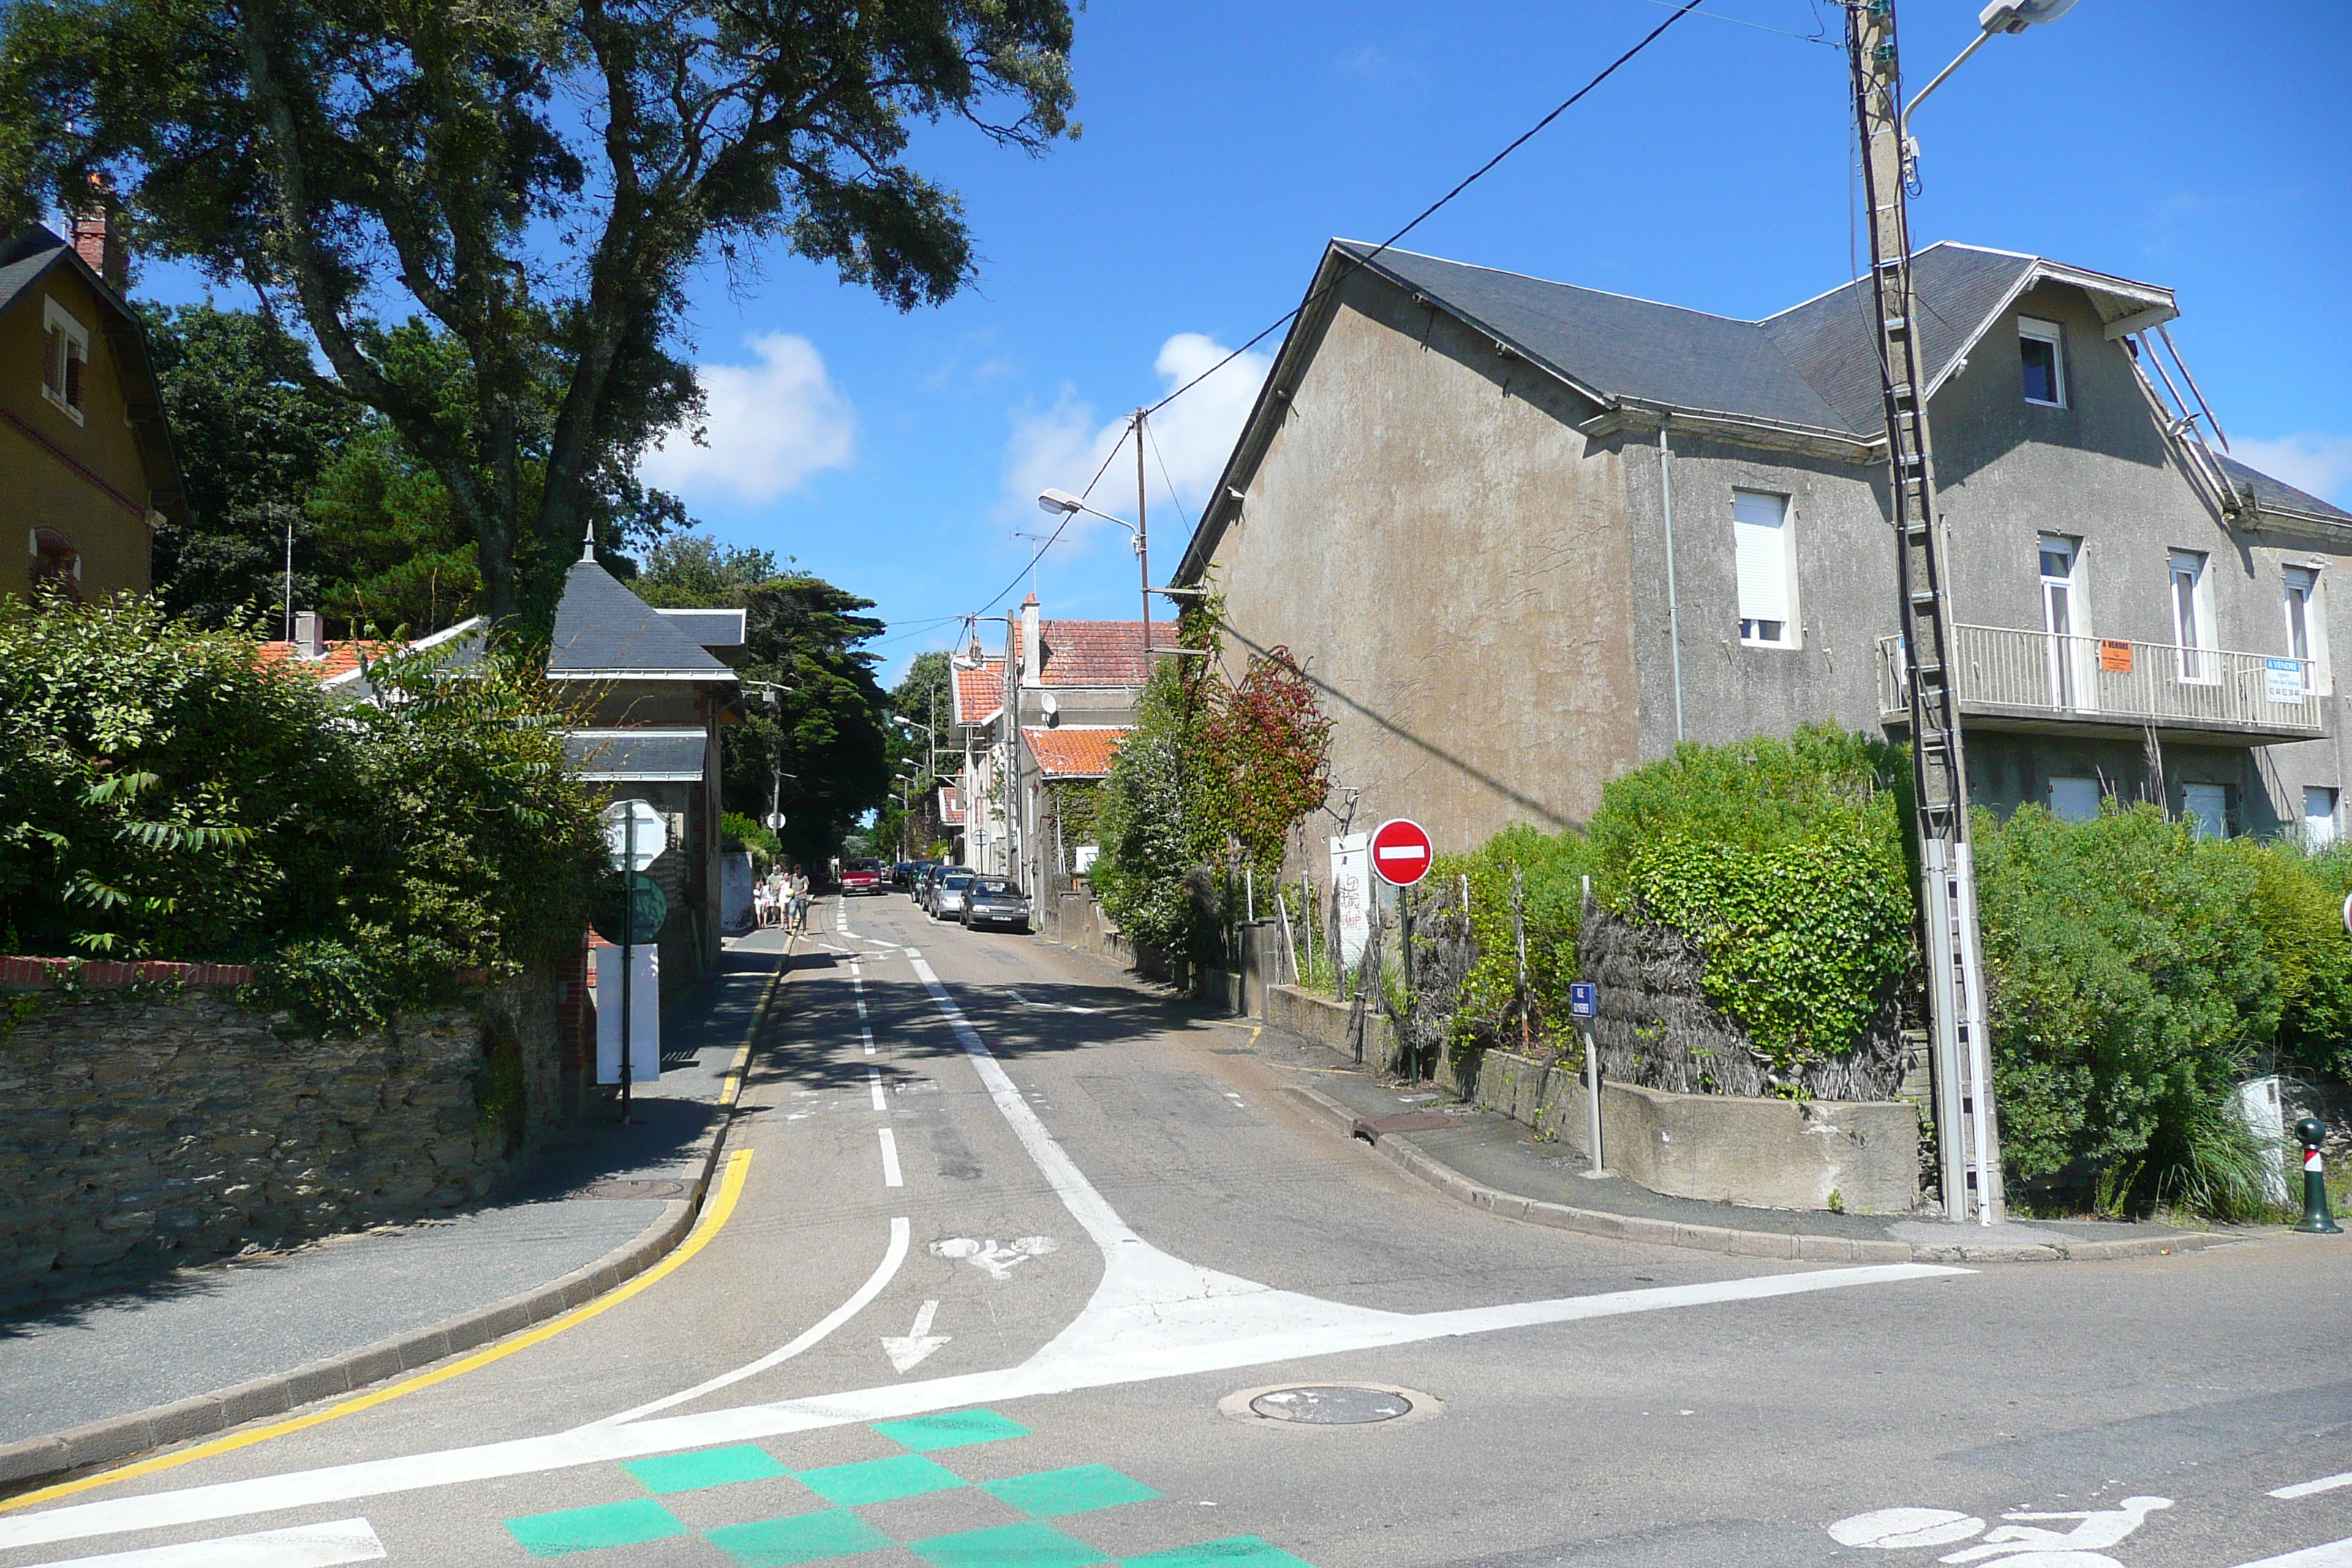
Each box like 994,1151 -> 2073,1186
938,784 -> 965,825
1022,726 -> 1129,779
256,639 -> 389,679
951,657 -> 1004,725
1034,620 -> 1177,687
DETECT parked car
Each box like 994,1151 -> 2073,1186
931,870 -> 976,921
891,861 -> 918,890
839,857 -> 886,896
908,860 -> 940,900
961,877 -> 1030,933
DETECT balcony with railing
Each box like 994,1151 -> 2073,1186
1875,625 -> 2326,742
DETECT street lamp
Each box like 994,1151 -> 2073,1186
1040,458 -> 1155,655
1900,0 -> 2078,178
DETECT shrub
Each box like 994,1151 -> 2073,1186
0,595 -> 607,1031
1427,825 -> 1592,1053
1973,803 -> 2280,1213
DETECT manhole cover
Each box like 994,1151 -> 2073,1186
579,1178 -> 688,1200
1221,1382 -> 1439,1427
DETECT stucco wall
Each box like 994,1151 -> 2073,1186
1209,270 -> 1643,862
0,265 -> 155,602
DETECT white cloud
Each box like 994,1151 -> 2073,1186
997,332 -> 1272,541
640,332 -> 854,504
2231,433 -> 2352,506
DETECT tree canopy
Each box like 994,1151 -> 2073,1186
0,0 -> 1077,622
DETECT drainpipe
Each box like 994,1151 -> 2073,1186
1660,417 -> 1686,746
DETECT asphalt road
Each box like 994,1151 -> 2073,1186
6,894 -> 2352,1568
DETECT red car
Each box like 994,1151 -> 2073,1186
838,857 -> 886,896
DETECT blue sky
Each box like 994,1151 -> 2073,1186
144,1 -> 2352,682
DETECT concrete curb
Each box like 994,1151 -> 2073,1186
1279,1082 -> 2239,1267
0,938 -> 799,1494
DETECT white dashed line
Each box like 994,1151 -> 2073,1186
868,1066 -> 888,1112
2274,1473 -> 2352,1501
862,1028 -> 875,1057
878,1127 -> 902,1187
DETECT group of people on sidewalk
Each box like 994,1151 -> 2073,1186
753,865 -> 811,934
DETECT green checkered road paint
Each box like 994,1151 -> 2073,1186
498,1409 -> 1316,1565
504,1497 -> 687,1557
706,1508 -> 896,1567
981,1464 -> 1160,1520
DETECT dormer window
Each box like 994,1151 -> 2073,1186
41,297 -> 89,424
2019,317 -> 2066,408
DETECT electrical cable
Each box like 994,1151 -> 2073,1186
926,0 -> 1708,646
1144,0 -> 1711,419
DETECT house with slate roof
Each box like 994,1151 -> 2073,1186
547,538 -> 745,987
1174,238 -> 2352,870
2,216 -> 189,603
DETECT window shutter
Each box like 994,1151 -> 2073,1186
1733,491 -> 1790,625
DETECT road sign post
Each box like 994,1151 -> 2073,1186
599,799 -> 671,1125
1569,981 -> 1603,1177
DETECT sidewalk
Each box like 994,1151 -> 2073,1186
0,929 -> 791,1488
1248,1020 -> 2245,1263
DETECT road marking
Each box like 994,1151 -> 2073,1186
862,1027 -> 875,1057
0,1152 -> 758,1518
591,1218 -> 913,1428
2231,1538 -> 2352,1567
0,959 -> 1969,1553
2274,1474 -> 2352,1500
881,1301 -> 951,1373
932,1237 -> 1058,1281
33,1517 -> 388,1567
878,1127 -> 903,1187
869,1066 -> 889,1112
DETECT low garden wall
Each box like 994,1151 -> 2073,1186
0,960 -> 565,1303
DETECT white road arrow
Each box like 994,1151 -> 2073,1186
880,1300 -> 950,1373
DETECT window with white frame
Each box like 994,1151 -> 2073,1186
2285,565 -> 2329,694
2019,317 -> 2065,408
2170,549 -> 2212,681
1733,489 -> 1798,648
41,297 -> 89,424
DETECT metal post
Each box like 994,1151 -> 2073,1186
1659,420 -> 1684,745
1135,410 -> 1152,656
1849,0 -> 2002,1223
619,807 -> 635,1126
1583,1028 -> 1605,1177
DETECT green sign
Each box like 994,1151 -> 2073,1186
594,872 -> 668,946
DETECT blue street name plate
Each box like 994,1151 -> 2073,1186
1568,981 -> 1597,1020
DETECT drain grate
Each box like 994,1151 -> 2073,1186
1221,1382 -> 1439,1428
578,1178 -> 689,1200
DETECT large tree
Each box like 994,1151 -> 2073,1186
0,0 -> 1076,622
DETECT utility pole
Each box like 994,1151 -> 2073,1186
1848,0 -> 2002,1224
1134,410 -> 1152,655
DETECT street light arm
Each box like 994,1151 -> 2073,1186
1899,23 -> 1994,137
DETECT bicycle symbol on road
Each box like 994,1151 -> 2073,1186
931,1235 -> 1058,1281
1829,1496 -> 2172,1567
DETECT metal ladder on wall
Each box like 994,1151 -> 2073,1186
1848,0 -> 2002,1224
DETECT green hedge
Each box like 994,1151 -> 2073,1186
1,595 -> 608,1032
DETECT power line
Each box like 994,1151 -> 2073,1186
1144,0 -> 1711,418
941,0 -> 1709,637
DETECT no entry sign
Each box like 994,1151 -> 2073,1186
1370,817 -> 1434,887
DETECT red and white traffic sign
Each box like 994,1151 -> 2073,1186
1369,817 -> 1434,886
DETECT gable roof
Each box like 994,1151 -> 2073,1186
1176,238 -> 2201,583
547,557 -> 734,681
1035,619 -> 1177,687
951,656 -> 1003,726
1,225 -> 191,528
1022,726 -> 1128,779
2220,455 -> 2352,529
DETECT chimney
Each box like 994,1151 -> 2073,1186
1020,594 -> 1041,687
294,611 -> 325,660
69,178 -> 127,293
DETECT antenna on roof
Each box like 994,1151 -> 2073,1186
581,516 -> 597,564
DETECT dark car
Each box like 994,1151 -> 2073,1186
908,860 -> 940,900
961,877 -> 1030,933
891,861 -> 918,890
930,869 -> 976,921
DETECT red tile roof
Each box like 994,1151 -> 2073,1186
938,784 -> 965,825
952,657 -> 1004,725
1035,620 -> 1178,687
257,640 -> 389,679
1022,726 -> 1129,779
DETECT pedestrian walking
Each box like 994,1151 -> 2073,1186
753,881 -> 772,930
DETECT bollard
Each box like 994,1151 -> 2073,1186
2294,1117 -> 2341,1235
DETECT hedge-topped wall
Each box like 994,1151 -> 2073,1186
0,968 -> 562,1304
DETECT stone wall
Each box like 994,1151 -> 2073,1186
0,965 -> 563,1303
